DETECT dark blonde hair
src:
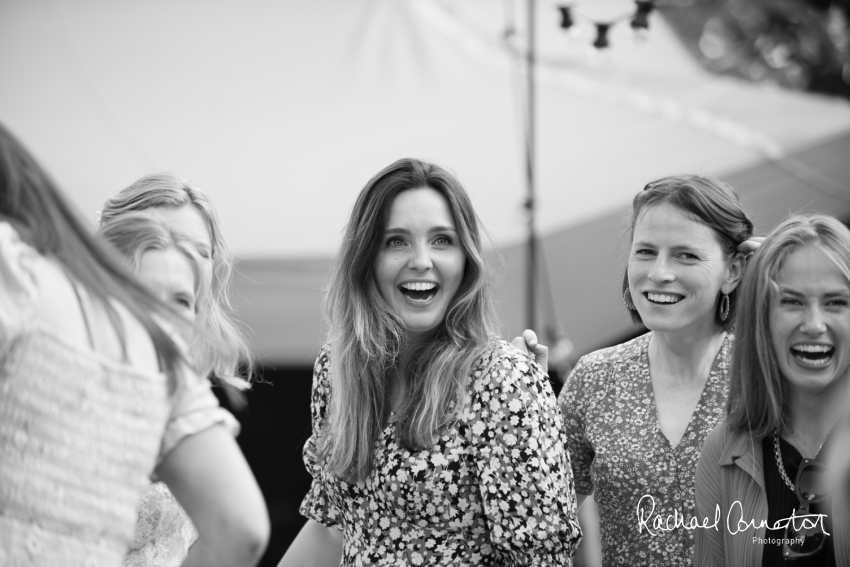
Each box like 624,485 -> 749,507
623,174 -> 753,332
97,213 -> 212,348
321,158 -> 500,483
726,213 -> 850,437
100,173 -> 252,396
0,123 -> 185,390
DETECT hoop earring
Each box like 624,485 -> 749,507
623,287 -> 636,311
719,292 -> 730,322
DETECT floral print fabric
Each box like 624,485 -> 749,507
559,332 -> 731,567
300,341 -> 582,566
124,483 -> 198,567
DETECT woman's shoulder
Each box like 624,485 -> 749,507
701,419 -> 747,458
469,339 -> 549,394
576,332 -> 650,368
0,221 -> 159,374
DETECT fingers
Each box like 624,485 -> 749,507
737,237 -> 764,255
511,336 -> 529,354
522,329 -> 539,348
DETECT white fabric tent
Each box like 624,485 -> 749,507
2,0 -> 849,363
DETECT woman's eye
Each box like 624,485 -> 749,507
779,297 -> 801,306
826,299 -> 849,308
634,249 -> 654,256
680,253 -> 699,260
175,297 -> 193,309
434,236 -> 452,246
387,237 -> 405,247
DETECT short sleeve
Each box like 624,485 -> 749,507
0,222 -> 38,347
298,346 -> 342,528
558,355 -> 597,496
468,344 -> 582,565
157,364 -> 240,462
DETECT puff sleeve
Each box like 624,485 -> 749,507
468,345 -> 582,565
157,363 -> 241,464
558,355 -> 598,496
0,222 -> 38,348
298,346 -> 342,528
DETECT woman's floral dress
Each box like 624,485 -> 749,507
299,341 -> 582,566
559,332 -> 732,567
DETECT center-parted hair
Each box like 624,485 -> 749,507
623,174 -> 754,331
321,158 -> 500,483
726,213 -> 850,438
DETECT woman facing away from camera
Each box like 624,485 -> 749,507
555,175 -> 753,566
279,158 -> 582,566
97,213 -> 247,567
695,213 -> 850,566
98,174 -> 256,567
0,124 -> 268,566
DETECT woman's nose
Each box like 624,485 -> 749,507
800,305 -> 827,336
647,256 -> 675,284
407,243 -> 433,271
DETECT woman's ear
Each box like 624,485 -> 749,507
724,252 -> 746,293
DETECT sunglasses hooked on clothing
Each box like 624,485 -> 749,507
783,458 -> 831,560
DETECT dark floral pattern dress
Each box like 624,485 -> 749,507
558,332 -> 731,567
300,341 -> 582,566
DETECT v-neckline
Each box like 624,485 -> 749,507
642,333 -> 727,451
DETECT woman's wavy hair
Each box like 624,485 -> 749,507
99,173 -> 253,399
0,123 -> 185,391
320,158 -> 500,483
97,213 -> 212,350
623,174 -> 754,332
726,213 -> 850,438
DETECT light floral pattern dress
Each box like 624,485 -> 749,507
124,400 -> 240,567
559,332 -> 731,567
300,341 -> 582,566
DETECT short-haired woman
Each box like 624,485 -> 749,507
559,174 -> 752,565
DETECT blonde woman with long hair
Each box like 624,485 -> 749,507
695,213 -> 850,566
98,177 -> 259,567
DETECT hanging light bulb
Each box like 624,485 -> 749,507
631,1 -> 655,31
557,6 -> 574,31
593,22 -> 611,49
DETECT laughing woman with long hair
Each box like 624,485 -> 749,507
695,213 -> 850,566
279,158 -> 582,566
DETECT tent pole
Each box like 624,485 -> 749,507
525,0 -> 537,331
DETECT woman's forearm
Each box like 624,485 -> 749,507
278,520 -> 343,567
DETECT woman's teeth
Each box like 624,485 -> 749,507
399,282 -> 438,301
646,292 -> 682,304
791,344 -> 834,366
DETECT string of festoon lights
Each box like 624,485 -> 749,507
557,1 -> 657,49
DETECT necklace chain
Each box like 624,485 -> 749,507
773,414 -> 838,494
773,430 -> 796,492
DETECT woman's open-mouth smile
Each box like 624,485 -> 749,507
399,281 -> 440,304
790,343 -> 835,368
